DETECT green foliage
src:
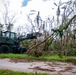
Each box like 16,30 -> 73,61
73,29 -> 76,33
0,70 -> 50,75
21,40 -> 29,49
51,15 -> 76,58
66,56 -> 76,62
50,42 -> 59,50
52,15 -> 76,35
66,50 -> 76,56
0,54 -> 27,59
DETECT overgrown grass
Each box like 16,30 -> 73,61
0,70 -> 51,75
0,53 -> 76,62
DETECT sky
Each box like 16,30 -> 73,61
0,0 -> 69,33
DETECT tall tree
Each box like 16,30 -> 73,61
2,0 -> 18,31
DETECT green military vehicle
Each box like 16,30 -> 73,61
0,31 -> 37,53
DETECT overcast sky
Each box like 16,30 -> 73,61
0,0 -> 69,32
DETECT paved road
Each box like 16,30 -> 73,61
0,58 -> 76,75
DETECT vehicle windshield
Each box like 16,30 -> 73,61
11,32 -> 16,39
2,31 -> 16,39
2,32 -> 6,37
6,32 -> 10,38
2,32 -> 10,38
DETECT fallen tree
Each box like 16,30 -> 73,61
26,15 -> 76,57
26,32 -> 54,53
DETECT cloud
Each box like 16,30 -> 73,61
21,0 -> 56,20
0,0 -> 69,32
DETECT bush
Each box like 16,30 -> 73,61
27,49 -> 43,57
34,50 -> 43,57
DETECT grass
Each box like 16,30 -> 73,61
0,53 -> 27,59
0,70 -> 52,75
0,53 -> 76,62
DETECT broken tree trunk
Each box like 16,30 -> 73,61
26,33 -> 54,53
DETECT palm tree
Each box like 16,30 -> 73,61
54,0 -> 72,26
54,0 -> 64,26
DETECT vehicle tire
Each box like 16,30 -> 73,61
0,45 -> 10,53
19,48 -> 27,53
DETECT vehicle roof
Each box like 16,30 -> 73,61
2,31 -> 16,34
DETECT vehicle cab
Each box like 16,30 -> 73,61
0,31 -> 16,39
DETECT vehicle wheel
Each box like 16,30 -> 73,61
19,48 -> 27,53
0,45 -> 10,53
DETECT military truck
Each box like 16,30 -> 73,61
0,31 -> 37,53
